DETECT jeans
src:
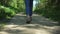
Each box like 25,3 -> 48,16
25,0 -> 33,16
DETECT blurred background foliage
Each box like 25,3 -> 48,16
0,0 -> 60,24
34,0 -> 60,24
0,0 -> 25,20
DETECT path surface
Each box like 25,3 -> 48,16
0,13 -> 60,34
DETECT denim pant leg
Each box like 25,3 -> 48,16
25,0 -> 33,16
29,0 -> 33,16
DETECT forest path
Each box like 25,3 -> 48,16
0,13 -> 60,34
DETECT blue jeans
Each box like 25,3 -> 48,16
25,0 -> 33,16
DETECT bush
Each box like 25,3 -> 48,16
0,5 -> 16,20
34,7 -> 60,23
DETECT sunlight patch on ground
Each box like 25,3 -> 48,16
16,13 -> 39,16
4,24 -> 56,30
3,24 -> 52,34
0,32 -> 8,34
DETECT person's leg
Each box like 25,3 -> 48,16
25,0 -> 33,23
29,0 -> 33,16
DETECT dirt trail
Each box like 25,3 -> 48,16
0,13 -> 60,34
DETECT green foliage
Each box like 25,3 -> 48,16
0,5 -> 16,19
34,0 -> 60,23
0,0 -> 25,20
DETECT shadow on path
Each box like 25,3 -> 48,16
6,14 -> 58,27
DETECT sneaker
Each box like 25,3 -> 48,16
26,16 -> 32,24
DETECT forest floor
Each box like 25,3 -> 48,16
0,13 -> 60,34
